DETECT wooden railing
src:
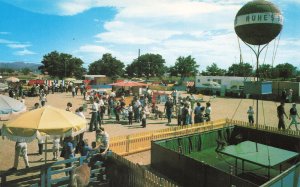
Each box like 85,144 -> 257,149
111,152 -> 178,187
0,156 -> 104,187
110,119 -> 228,155
227,119 -> 300,137
110,118 -> 300,156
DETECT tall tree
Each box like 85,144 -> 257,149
20,68 -> 31,75
125,53 -> 167,77
227,62 -> 253,77
203,63 -> 226,76
88,53 -> 125,79
258,64 -> 272,79
273,63 -> 297,80
170,55 -> 199,78
39,51 -> 85,79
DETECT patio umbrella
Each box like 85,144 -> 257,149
0,83 -> 8,92
109,81 -> 147,87
0,95 -> 26,120
2,105 -> 86,142
6,77 -> 19,83
1,105 -> 87,163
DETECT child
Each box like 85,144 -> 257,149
81,139 -> 93,157
52,136 -> 60,161
128,104 -> 133,125
247,106 -> 254,125
66,102 -> 72,112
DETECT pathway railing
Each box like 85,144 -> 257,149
110,119 -> 228,155
227,119 -> 300,137
110,118 -> 300,156
110,152 -> 178,187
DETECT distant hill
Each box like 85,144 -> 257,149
0,62 -> 40,70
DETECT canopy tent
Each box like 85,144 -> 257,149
0,83 -> 8,91
65,77 -> 76,82
6,77 -> 20,83
0,95 -> 26,120
109,81 -> 147,87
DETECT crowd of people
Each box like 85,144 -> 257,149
6,82 -> 300,173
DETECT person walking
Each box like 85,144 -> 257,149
277,101 -> 288,130
40,93 -> 47,107
141,106 -> 149,128
164,97 -> 174,125
9,141 -> 30,171
128,104 -> 133,125
177,102 -> 184,126
194,102 -> 202,124
182,103 -> 189,126
288,103 -> 300,131
205,102 -> 212,122
37,137 -> 44,155
172,90 -> 177,105
52,136 -> 60,161
288,88 -> 293,103
247,106 -> 254,126
281,89 -> 287,103
89,99 -> 99,132
72,86 -> 76,97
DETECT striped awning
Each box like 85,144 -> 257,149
186,81 -> 195,87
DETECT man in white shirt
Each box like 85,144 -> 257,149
89,99 -> 99,132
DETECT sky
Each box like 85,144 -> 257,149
0,0 -> 299,71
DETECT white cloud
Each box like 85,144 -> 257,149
0,39 -> 13,44
7,43 -> 31,49
77,44 -> 109,53
3,0 -> 298,69
62,0 -> 298,69
14,49 -> 36,56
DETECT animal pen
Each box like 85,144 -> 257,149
1,119 -> 300,186
151,125 -> 300,187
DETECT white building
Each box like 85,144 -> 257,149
195,76 -> 255,90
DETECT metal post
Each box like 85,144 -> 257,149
64,61 -> 66,78
45,136 -> 47,165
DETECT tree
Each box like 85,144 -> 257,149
227,63 -> 253,77
202,63 -> 226,76
39,51 -> 85,79
258,64 -> 272,79
273,63 -> 297,80
20,68 -> 31,75
88,53 -> 125,79
170,55 -> 199,78
125,53 -> 167,77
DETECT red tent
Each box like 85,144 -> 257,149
109,81 -> 147,87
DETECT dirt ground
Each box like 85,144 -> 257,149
0,91 -> 298,171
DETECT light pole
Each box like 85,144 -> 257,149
147,61 -> 151,81
64,61 -> 66,78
